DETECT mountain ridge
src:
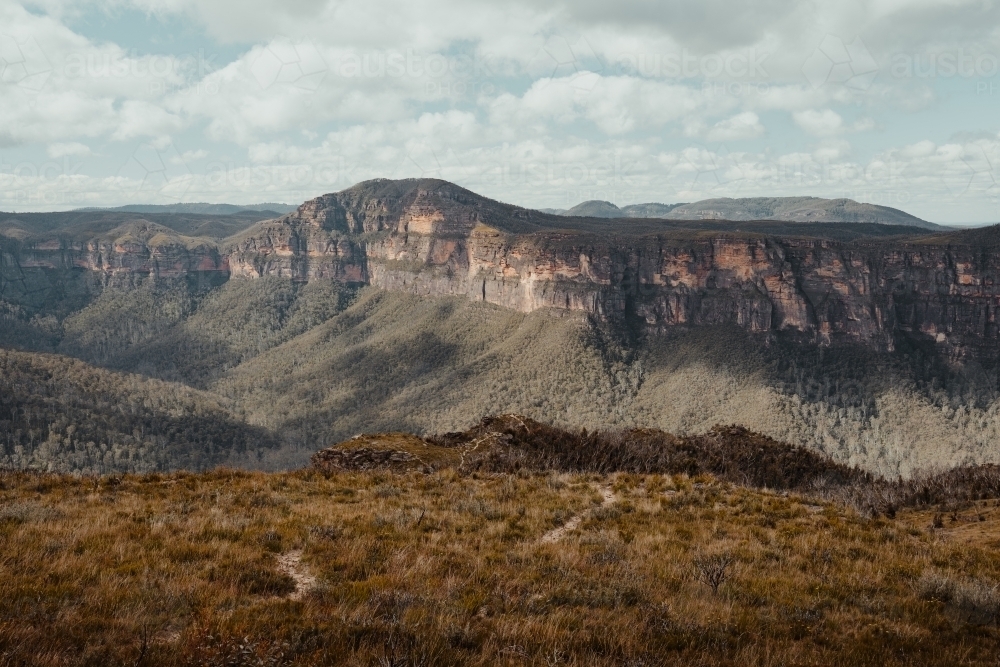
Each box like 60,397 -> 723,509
552,195 -> 941,230
3,178 -> 996,362
222,178 -> 998,362
74,202 -> 297,215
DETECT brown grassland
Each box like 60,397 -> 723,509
3,430 -> 1000,666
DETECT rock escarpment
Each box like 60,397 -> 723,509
225,179 -> 1000,363
4,179 -> 998,363
1,220 -> 228,280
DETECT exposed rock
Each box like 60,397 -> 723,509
311,446 -> 419,472
2,220 -> 229,279
231,179 -> 996,363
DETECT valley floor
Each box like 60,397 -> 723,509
2,467 -> 999,666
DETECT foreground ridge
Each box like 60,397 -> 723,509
4,424 -> 1000,665
315,415 -> 1000,518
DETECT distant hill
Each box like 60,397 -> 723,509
662,197 -> 941,229
562,200 -> 624,217
622,202 -> 686,217
549,196 -> 941,229
0,209 -> 275,242
559,201 -> 686,218
76,202 -> 297,215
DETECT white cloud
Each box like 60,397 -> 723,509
4,0 -> 1000,222
180,149 -> 209,161
812,139 -> 852,161
899,139 -> 936,158
792,108 -> 876,137
112,100 -> 185,140
0,3 -> 198,148
0,88 -> 117,145
488,74 -> 727,136
705,111 -> 765,142
851,117 -> 875,132
793,108 -> 844,136
46,141 -> 91,158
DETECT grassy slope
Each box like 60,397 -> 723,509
216,287 -> 1000,477
58,277 -> 356,387
2,466 -> 999,666
215,288 -> 635,449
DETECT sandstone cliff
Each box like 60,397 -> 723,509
4,179 -> 998,364
1,219 -> 228,280
221,179 -> 998,363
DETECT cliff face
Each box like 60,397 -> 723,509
225,218 -> 365,282
4,179 -> 999,364
225,179 -> 1000,362
1,221 -> 229,280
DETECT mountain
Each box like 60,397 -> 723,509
562,200 -> 624,217
552,196 -> 940,229
662,196 -> 941,228
76,202 -> 297,215
622,202 -> 686,217
559,200 -> 685,218
3,177 -> 1000,476
224,179 -> 990,359
0,209 -> 274,242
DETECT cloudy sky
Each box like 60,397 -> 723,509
1,0 -> 999,222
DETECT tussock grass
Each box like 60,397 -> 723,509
2,464 -> 1000,665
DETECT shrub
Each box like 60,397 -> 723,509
953,579 -> 1000,626
917,571 -> 955,602
693,553 -> 734,595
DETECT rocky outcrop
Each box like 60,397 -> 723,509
311,446 -> 419,472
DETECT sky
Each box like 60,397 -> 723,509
1,0 -> 999,223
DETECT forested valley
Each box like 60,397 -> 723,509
3,262 -> 1000,477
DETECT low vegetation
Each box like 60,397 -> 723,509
334,415 -> 1000,518
4,418 -> 1000,665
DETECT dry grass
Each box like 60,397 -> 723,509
2,465 -> 1000,666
